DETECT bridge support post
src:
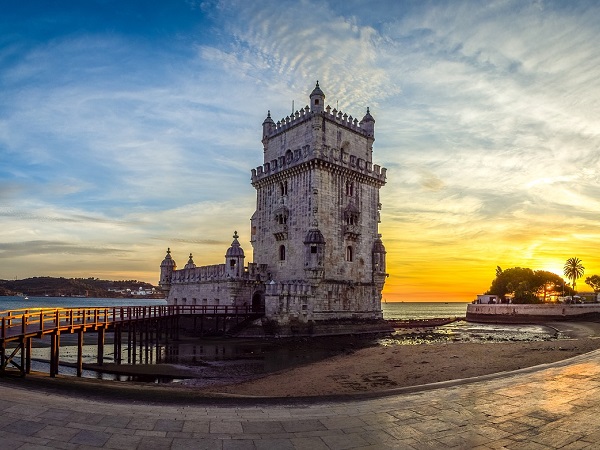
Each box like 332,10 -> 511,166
97,327 -> 105,365
112,326 -> 121,364
25,337 -> 31,374
77,329 -> 83,377
127,324 -> 132,364
144,321 -> 149,364
50,332 -> 60,377
132,323 -> 137,364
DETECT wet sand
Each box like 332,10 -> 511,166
186,321 -> 600,397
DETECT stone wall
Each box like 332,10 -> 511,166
467,303 -> 600,323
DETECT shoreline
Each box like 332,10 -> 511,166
12,320 -> 600,399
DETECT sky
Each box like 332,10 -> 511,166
1,0 -> 600,302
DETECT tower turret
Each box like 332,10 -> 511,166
225,231 -> 245,278
262,110 -> 275,145
159,248 -> 177,294
359,107 -> 375,138
372,234 -> 387,275
310,81 -> 325,113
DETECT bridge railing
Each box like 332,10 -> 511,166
0,304 -> 259,340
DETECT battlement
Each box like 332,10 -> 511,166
171,264 -> 227,284
251,151 -> 386,185
170,262 -> 270,285
265,105 -> 373,140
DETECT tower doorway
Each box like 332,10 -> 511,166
252,291 -> 265,312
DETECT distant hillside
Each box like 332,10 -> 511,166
0,277 -> 163,298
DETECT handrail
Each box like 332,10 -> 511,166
0,304 -> 260,341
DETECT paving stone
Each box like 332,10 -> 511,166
103,433 -> 143,450
34,424 -> 79,441
126,417 -> 157,431
222,440 -> 256,450
282,419 -> 327,433
320,432 -> 371,449
242,420 -> 285,434
289,436 -> 329,450
154,418 -> 184,432
136,436 -> 174,449
210,420 -> 244,434
97,415 -> 131,428
69,429 -> 111,447
253,438 -> 295,450
1,419 -> 46,436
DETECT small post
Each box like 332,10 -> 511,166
77,329 -> 84,377
25,337 -> 31,374
50,332 -> 60,377
97,327 -> 105,365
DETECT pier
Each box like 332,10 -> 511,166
0,305 -> 263,377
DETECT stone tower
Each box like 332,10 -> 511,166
250,82 -> 387,323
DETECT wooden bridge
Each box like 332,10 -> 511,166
0,305 -> 263,378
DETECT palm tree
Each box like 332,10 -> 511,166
564,257 -> 585,293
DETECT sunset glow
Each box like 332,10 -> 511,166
2,1 -> 600,301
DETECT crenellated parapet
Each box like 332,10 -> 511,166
169,261 -> 271,285
252,156 -> 386,187
171,263 -> 227,284
264,103 -> 374,140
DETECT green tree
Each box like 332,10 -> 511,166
487,267 -> 567,304
585,275 -> 600,294
563,257 -> 585,293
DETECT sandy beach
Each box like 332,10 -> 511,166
184,321 -> 600,397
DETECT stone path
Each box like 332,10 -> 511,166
1,349 -> 600,449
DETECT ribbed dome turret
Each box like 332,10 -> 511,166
360,107 -> 374,124
304,227 -> 325,244
225,231 -> 245,257
160,248 -> 176,268
262,110 -> 275,126
310,80 -> 325,99
360,107 -> 375,137
184,253 -> 196,269
309,81 -> 325,113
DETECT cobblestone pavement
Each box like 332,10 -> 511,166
1,350 -> 600,449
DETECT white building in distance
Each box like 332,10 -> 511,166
160,82 -> 388,330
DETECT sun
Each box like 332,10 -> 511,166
539,263 -> 565,279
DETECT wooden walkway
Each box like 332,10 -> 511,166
0,305 -> 262,378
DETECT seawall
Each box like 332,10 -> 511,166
467,303 -> 600,323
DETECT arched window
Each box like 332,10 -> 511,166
280,180 -> 288,196
345,180 -> 354,197
279,245 -> 286,261
229,259 -> 236,269
346,246 -> 353,262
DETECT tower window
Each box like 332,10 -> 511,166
279,245 -> 286,261
346,246 -> 353,262
311,246 -> 317,254
315,99 -> 319,105
346,180 -> 354,197
230,259 -> 236,269
280,180 -> 288,196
